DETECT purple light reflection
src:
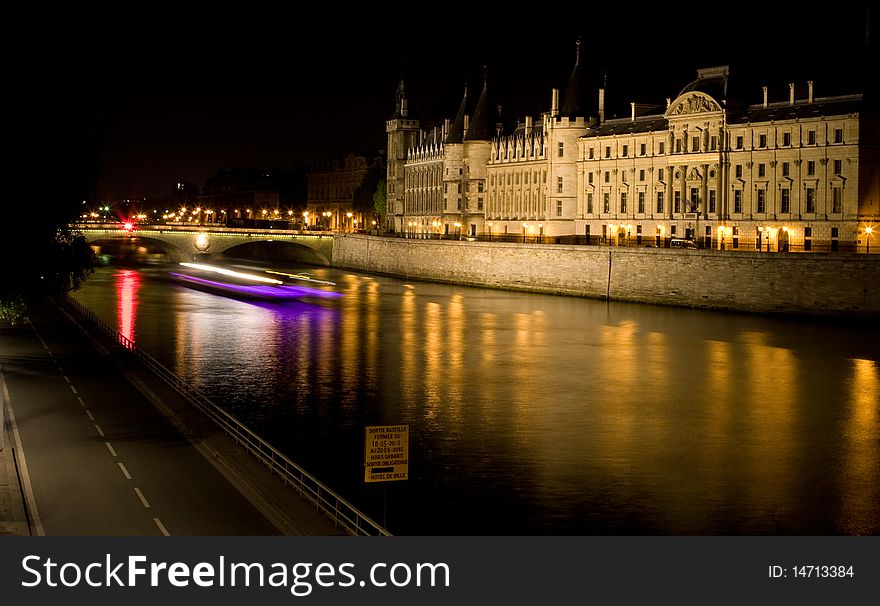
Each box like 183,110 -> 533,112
169,272 -> 343,300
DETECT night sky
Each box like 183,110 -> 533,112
21,3 -> 874,201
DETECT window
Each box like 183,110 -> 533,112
558,142 -> 564,157
690,187 -> 699,212
478,182 -> 484,193
622,171 -> 627,183
734,190 -> 742,213
808,130 -> 816,145
557,200 -> 563,217
674,191 -> 681,213
758,163 -> 766,178
781,189 -> 790,213
709,190 -> 716,214
675,139 -> 682,153
589,147 -> 595,159
636,224 -> 643,244
640,143 -> 646,156
639,169 -> 645,182
783,132 -> 791,146
732,226 -> 739,249
806,188 -> 816,213
832,188 -> 842,213
588,172 -> 594,184
656,191 -> 664,213
832,226 -> 840,250
659,142 -> 665,155
620,192 -> 627,213
657,167 -> 664,181
710,136 -> 717,151
622,144 -> 628,157
603,193 -> 610,213
604,146 -> 611,159
587,193 -> 594,214
804,227 -> 812,251
692,136 -> 700,152
834,159 -> 842,175
757,189 -> 766,213
478,198 -> 483,210
638,191 -> 645,213
782,162 -> 790,177
604,171 -> 610,183
759,134 -> 767,148
445,183 -> 449,193
807,161 -> 815,176
457,183 -> 462,193
834,128 -> 843,143
831,227 -> 839,238
736,135 -> 744,149
735,164 -> 743,179
557,176 -> 563,193
671,224 -> 677,236
457,199 -> 462,210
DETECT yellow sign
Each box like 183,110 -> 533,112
365,424 -> 409,483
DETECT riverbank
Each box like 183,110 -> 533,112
332,234 -> 879,318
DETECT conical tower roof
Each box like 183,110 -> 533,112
465,70 -> 495,141
446,84 -> 469,143
560,38 -> 587,117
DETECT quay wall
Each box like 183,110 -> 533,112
331,235 -> 879,317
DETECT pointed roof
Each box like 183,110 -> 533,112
446,83 -> 469,143
560,38 -> 587,117
389,77 -> 408,119
465,69 -> 495,141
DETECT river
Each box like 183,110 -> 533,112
71,262 -> 880,535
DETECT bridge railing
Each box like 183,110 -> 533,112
65,295 -> 389,537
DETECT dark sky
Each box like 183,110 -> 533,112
22,3 -> 874,201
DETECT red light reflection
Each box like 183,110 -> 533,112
116,269 -> 140,345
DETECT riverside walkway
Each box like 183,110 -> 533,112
0,300 -> 343,536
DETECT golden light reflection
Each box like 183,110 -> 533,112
364,279 -> 379,394
340,275 -> 362,408
841,358 -> 880,534
400,286 -> 418,411
445,293 -> 465,419
423,302 -> 443,418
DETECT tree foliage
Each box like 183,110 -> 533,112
373,179 -> 386,221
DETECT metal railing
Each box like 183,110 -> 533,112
65,296 -> 389,536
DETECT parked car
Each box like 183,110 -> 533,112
669,238 -> 697,249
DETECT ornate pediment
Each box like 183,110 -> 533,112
665,92 -> 722,117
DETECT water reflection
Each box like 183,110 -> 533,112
72,265 -> 880,535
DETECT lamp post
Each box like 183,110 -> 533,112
454,221 -> 462,241
487,221 -> 493,241
866,226 -> 874,253
538,223 -> 543,243
303,211 -> 310,230
346,211 -> 353,232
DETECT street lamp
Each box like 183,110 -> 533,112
866,226 -> 874,253
303,211 -> 310,229
487,221 -> 493,241
454,221 -> 462,241
346,211 -> 353,232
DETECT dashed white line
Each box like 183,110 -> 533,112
154,518 -> 171,536
94,424 -> 105,437
105,442 -> 118,457
69,384 -> 78,395
77,396 -> 86,407
133,488 -> 151,509
63,375 -> 71,384
86,410 -> 94,421
117,462 -> 132,480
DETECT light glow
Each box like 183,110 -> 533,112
179,262 -> 283,284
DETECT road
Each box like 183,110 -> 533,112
0,302 -> 292,536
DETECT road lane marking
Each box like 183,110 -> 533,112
118,462 -> 132,480
63,375 -> 71,384
1,364 -> 45,536
134,487 -> 151,509
154,518 -> 171,536
86,410 -> 94,421
69,384 -> 78,395
77,396 -> 86,407
105,442 -> 117,457
94,424 -> 105,437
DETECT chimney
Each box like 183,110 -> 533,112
630,102 -> 636,122
762,86 -> 768,108
525,115 -> 533,135
443,118 -> 450,140
551,88 -> 560,117
598,88 -> 605,123
808,80 -> 814,103
789,82 -> 795,105
464,115 -> 470,132
433,126 -> 439,142
400,97 -> 408,118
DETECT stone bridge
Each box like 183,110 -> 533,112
76,224 -> 335,265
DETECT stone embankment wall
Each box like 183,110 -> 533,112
331,235 -> 879,317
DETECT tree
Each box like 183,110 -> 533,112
372,179 -> 386,227
1,71 -> 98,321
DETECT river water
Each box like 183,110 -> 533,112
71,263 -> 880,535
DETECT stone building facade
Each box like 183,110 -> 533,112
306,152 -> 384,230
388,52 -> 879,251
